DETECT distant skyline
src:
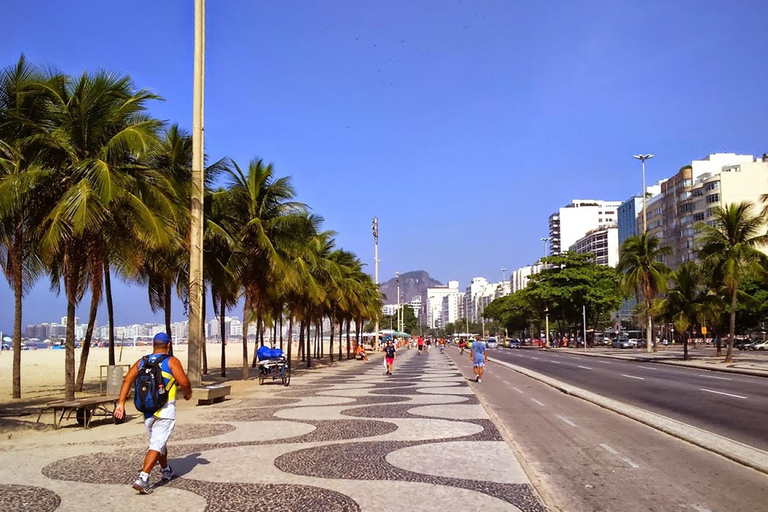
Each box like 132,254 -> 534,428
2,0 -> 768,330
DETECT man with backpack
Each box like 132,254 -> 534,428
114,332 -> 192,494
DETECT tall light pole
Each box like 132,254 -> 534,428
395,271 -> 400,333
187,0 -> 206,386
372,217 -> 379,347
634,153 -> 654,353
544,306 -> 549,348
540,237 -> 551,260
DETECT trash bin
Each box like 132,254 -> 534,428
106,365 -> 124,396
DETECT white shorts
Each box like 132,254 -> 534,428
144,416 -> 176,454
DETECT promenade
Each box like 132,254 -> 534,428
0,348 -> 546,512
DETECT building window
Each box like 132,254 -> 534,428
705,181 -> 720,191
706,193 -> 720,204
693,213 -> 705,222
692,189 -> 704,197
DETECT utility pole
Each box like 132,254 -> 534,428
540,237 -> 551,259
395,271 -> 400,333
372,217 -> 379,347
544,307 -> 549,348
634,153 -> 654,353
582,304 -> 587,353
187,0 -> 205,386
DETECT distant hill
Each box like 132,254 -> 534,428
379,271 -> 442,304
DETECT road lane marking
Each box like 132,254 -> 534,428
530,398 -> 545,407
700,388 -> 747,399
513,387 -> 524,394
701,374 -> 732,381
600,443 -> 640,468
598,361 -> 612,364
577,365 -> 593,370
622,374 -> 645,380
502,380 -> 510,385
531,357 -> 540,360
638,365 -> 658,371
555,414 -> 577,427
551,361 -> 562,364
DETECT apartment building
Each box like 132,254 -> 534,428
511,263 -> 546,293
548,199 -> 623,255
424,281 -> 460,329
569,226 -> 619,267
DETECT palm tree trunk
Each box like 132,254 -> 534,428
726,288 -> 738,363
338,320 -> 343,360
306,321 -> 312,368
346,321 -> 351,359
165,283 -> 174,357
105,262 -> 116,365
12,239 -> 22,399
319,322 -> 324,359
242,298 -> 250,380
286,316 -> 293,369
220,299 -> 226,377
646,312 -> 653,353
715,330 -> 722,357
329,320 -> 335,363
75,289 -> 99,391
260,318 -> 266,347
279,315 -> 284,351
299,320 -> 305,362
65,265 -> 78,401
272,314 -> 277,348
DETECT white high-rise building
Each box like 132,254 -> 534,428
424,281 -> 460,329
548,199 -> 622,255
511,263 -> 548,292
463,278 -> 503,323
570,226 -> 620,267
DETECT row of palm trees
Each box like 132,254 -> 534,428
0,56 -> 381,400
618,201 -> 767,362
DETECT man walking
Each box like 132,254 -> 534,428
383,339 -> 397,375
417,336 -> 425,355
114,332 -> 192,494
471,337 -> 488,382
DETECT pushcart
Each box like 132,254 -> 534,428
258,357 -> 291,386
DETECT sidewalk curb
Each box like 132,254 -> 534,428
539,349 -> 768,378
490,356 -> 768,476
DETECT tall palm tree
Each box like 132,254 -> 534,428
652,262 -> 715,360
698,202 -> 766,362
618,233 -> 671,353
0,56 -> 60,398
38,71 -> 169,400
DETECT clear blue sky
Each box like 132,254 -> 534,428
2,0 -> 767,330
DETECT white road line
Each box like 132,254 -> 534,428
638,365 -> 658,371
551,361 -> 562,364
531,357 -> 540,360
530,398 -> 545,407
513,387 -> 524,394
600,443 -> 640,468
577,365 -> 593,370
702,374 -> 732,381
700,388 -> 747,399
555,414 -> 577,427
598,360 -> 612,364
502,380 -> 510,385
622,374 -> 645,380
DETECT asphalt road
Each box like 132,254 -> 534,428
488,347 -> 768,452
446,347 -> 768,512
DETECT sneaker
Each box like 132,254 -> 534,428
476,375 -> 480,382
477,378 -> 481,383
132,477 -> 153,494
161,465 -> 174,481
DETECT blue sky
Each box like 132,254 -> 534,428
2,0 -> 767,330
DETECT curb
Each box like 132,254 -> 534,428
539,348 -> 768,378
490,356 -> 768,476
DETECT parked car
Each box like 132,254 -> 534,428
750,340 -> 768,351
612,339 -> 632,349
735,340 -> 754,350
509,339 -> 521,348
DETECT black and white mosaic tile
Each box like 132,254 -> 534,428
0,485 -> 61,512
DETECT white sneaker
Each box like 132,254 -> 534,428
132,477 -> 153,494
477,378 -> 481,383
161,464 -> 174,481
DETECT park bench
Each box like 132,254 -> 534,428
36,396 -> 120,429
193,384 -> 231,405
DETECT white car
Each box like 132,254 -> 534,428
750,340 -> 768,351
486,338 -> 499,349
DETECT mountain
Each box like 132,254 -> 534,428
379,271 -> 442,304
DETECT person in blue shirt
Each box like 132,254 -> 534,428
471,338 -> 488,383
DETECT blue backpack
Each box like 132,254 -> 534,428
134,355 -> 172,413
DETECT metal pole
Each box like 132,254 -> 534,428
187,0 -> 205,386
373,217 -> 379,347
396,271 -> 400,333
544,307 -> 549,348
583,304 -> 587,353
642,159 -> 647,234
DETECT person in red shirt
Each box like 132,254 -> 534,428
417,336 -> 425,355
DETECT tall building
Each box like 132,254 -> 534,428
548,199 -> 622,255
570,226 -> 619,267
424,281 -> 460,329
511,263 -> 546,293
617,182 -> 663,247
653,153 -> 768,269
463,277 -> 505,323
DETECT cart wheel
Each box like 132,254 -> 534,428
259,372 -> 266,385
282,366 -> 291,386
76,407 -> 93,426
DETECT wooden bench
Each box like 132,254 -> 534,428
193,385 -> 231,405
36,396 -> 120,429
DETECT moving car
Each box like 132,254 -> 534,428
486,338 -> 498,349
509,339 -> 521,348
612,339 -> 632,349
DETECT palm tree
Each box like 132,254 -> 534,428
38,71 -> 168,400
0,56 -> 57,398
652,262 -> 715,360
618,233 -> 671,353
698,202 -> 767,363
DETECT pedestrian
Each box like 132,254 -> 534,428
471,337 -> 488,383
383,339 -> 397,375
114,332 -> 192,494
459,338 -> 466,355
426,338 -> 431,352
417,336 -> 425,355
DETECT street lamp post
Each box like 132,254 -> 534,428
187,0 -> 206,386
544,307 -> 549,348
372,217 -> 379,347
395,271 -> 400,334
540,237 -> 551,260
634,153 -> 654,353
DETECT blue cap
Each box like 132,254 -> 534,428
153,332 -> 171,345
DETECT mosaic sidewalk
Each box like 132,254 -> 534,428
1,349 -> 546,512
